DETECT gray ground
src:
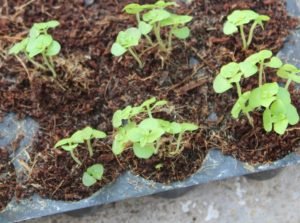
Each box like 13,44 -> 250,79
26,165 -> 300,223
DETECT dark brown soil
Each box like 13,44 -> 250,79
0,149 -> 16,212
123,130 -> 207,184
0,0 -> 298,206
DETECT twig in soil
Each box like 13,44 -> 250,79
12,0 -> 37,19
15,55 -> 32,81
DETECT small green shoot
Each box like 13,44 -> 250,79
223,10 -> 270,49
82,164 -> 104,187
55,126 -> 107,165
113,1 -> 193,67
111,27 -> 143,68
9,20 -> 61,78
112,98 -> 198,159
213,50 -> 299,135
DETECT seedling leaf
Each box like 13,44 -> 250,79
133,143 -> 155,159
172,27 -> 190,39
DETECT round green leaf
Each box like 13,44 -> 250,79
172,27 -> 190,39
143,9 -> 171,24
116,28 -> 141,48
219,62 -> 240,78
133,143 -> 155,159
123,3 -> 146,14
9,38 -> 29,55
263,109 -> 272,132
46,40 -> 61,56
274,119 -> 288,135
227,10 -> 258,26
138,21 -> 153,35
286,104 -> 299,125
87,164 -> 104,180
277,87 -> 291,105
267,57 -> 282,68
223,21 -> 238,35
26,34 -> 53,58
82,172 -> 97,187
54,138 -> 72,148
239,61 -> 258,77
61,144 -> 78,152
160,14 -> 193,27
92,130 -> 107,139
111,43 -> 127,56
33,20 -> 60,30
180,123 -> 198,132
213,75 -> 233,93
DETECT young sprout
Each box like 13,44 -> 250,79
123,1 -> 177,46
263,88 -> 299,135
112,98 -> 198,159
112,97 -> 167,155
244,50 -> 282,86
111,27 -> 143,68
82,164 -> 104,187
55,126 -> 107,165
9,20 -> 61,78
223,10 -> 270,49
160,14 -> 193,50
213,50 -> 299,135
277,64 -> 300,89
213,62 -> 254,125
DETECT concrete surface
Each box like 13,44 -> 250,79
26,165 -> 300,223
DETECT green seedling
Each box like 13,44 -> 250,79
112,97 -> 167,155
277,64 -> 300,89
111,27 -> 143,68
263,87 -> 299,134
113,1 -> 193,67
82,164 -> 104,187
123,1 -> 177,46
223,10 -> 270,49
112,97 -> 167,128
213,50 -> 299,135
244,50 -> 282,86
112,98 -> 198,159
9,20 -> 61,78
55,126 -> 107,165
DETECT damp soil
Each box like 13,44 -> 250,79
0,0 -> 298,205
0,149 -> 16,212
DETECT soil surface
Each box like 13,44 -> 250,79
0,0 -> 298,205
0,149 -> 16,212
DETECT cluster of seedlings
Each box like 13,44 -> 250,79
215,10 -> 300,135
111,1 -> 193,68
6,1 -> 300,188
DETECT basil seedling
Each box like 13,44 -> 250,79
112,98 -> 198,159
223,10 -> 270,49
9,20 -> 61,78
111,27 -> 143,68
55,126 -> 107,165
213,50 -> 299,135
82,164 -> 104,187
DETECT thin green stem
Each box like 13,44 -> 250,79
247,22 -> 257,48
42,53 -> 57,78
146,105 -> 153,118
285,78 -> 292,90
24,53 -> 47,70
175,133 -> 183,153
86,139 -> 93,157
239,25 -> 247,50
154,23 -> 167,52
259,61 -> 264,87
145,34 -> 154,46
128,47 -> 143,68
70,150 -> 82,165
236,82 -> 254,127
136,13 -> 141,23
